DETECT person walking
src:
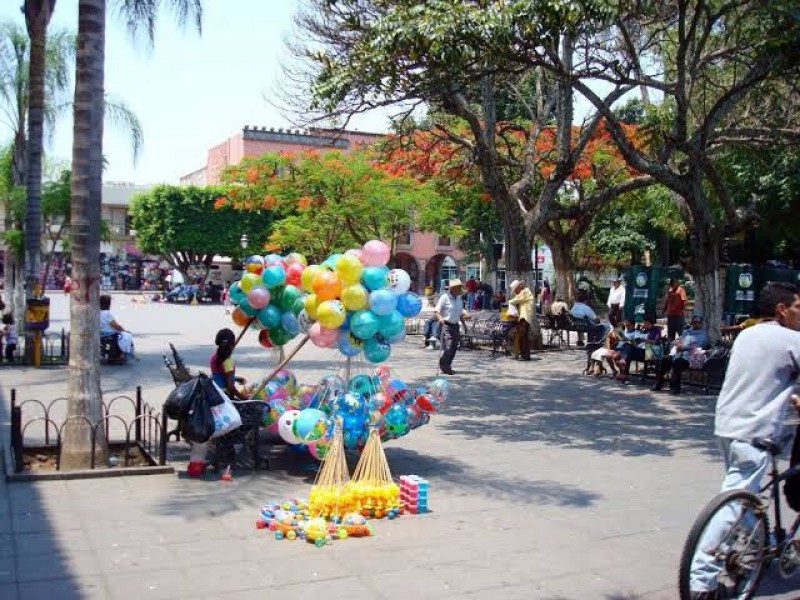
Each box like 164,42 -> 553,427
465,276 -> 478,311
435,278 -> 471,375
688,282 -> 800,598
508,279 -> 534,361
606,275 -> 625,326
663,278 -> 688,340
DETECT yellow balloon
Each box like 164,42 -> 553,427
304,293 -> 320,319
317,300 -> 346,329
286,252 -> 308,267
239,272 -> 262,293
336,254 -> 363,284
301,265 -> 321,293
340,284 -> 369,311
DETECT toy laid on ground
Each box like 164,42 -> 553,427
256,500 -> 374,546
400,475 -> 430,514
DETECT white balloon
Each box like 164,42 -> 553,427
387,269 -> 411,295
278,409 -> 302,444
297,309 -> 314,333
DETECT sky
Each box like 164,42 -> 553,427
0,0 -> 392,185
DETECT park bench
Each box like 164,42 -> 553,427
633,338 -> 732,393
461,313 -> 511,355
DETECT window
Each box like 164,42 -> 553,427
397,226 -> 412,247
437,234 -> 452,248
465,264 -> 480,281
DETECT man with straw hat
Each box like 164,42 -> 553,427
435,278 -> 470,375
508,279 -> 534,361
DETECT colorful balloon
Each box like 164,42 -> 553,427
369,289 -> 397,316
262,265 -> 287,289
361,240 -> 390,267
268,326 -> 294,347
285,262 -> 304,286
246,287 -> 271,310
377,310 -> 404,338
336,254 -> 364,284
240,272 -> 263,293
281,311 -> 300,336
297,309 -> 314,333
363,337 -> 391,363
321,253 -> 344,271
350,310 -> 380,340
303,293 -> 320,319
256,304 -> 282,329
361,266 -> 387,292
396,292 -> 423,317
337,333 -> 362,357
316,300 -> 347,329
231,306 -> 250,327
385,328 -> 407,344
258,329 -> 273,348
277,284 -> 302,311
228,282 -> 246,304
309,322 -> 340,348
387,269 -> 411,294
301,265 -> 321,293
278,410 -> 302,444
312,269 -> 342,301
245,255 -> 265,275
340,284 -> 369,311
264,253 -> 284,266
238,298 -> 259,317
284,252 -> 307,267
292,409 -> 328,444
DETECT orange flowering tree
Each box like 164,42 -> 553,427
217,150 -> 459,262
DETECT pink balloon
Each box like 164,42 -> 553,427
361,240 -> 390,266
309,322 -> 341,348
246,287 -> 271,310
345,248 -> 363,261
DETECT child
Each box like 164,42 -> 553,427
222,283 -> 231,315
2,313 -> 18,363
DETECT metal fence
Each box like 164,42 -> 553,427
0,329 -> 69,367
9,386 -> 168,473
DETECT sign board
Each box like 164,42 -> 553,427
25,298 -> 50,331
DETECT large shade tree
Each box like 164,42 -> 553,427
62,0 -> 202,470
217,150 -> 459,263
291,0 -> 654,303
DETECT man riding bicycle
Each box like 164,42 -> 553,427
689,282 -> 800,599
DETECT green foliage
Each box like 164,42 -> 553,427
41,168 -> 71,224
130,185 -> 273,272
219,151 -> 459,261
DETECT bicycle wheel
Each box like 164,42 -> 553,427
678,489 -> 767,600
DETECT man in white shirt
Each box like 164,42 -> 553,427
606,276 -> 625,325
435,278 -> 470,375
569,290 -> 602,346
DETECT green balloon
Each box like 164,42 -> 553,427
278,285 -> 302,311
291,297 -> 305,316
268,326 -> 293,347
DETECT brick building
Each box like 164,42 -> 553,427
182,126 -> 471,294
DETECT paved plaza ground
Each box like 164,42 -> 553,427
0,294 -> 798,599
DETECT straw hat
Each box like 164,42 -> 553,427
449,278 -> 463,288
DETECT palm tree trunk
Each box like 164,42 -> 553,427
24,1 -> 54,299
61,0 -> 107,470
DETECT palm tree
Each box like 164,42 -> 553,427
61,0 -> 202,469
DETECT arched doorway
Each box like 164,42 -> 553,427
426,254 -> 458,293
387,253 -> 421,293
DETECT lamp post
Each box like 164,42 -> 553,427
239,234 -> 249,277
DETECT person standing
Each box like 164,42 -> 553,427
465,276 -> 478,311
508,280 -> 534,361
435,278 -> 471,375
663,278 -> 688,339
539,280 -> 553,315
688,282 -> 800,598
606,276 -> 625,326
1,313 -> 18,363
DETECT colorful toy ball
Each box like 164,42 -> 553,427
361,240 -> 391,267
245,255 -> 266,275
278,409 -> 303,444
293,409 -> 329,443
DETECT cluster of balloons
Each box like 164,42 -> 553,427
227,240 -> 423,363
299,240 -> 422,362
228,252 -> 308,347
252,367 -> 450,459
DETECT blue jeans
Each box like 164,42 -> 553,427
423,318 -> 441,340
690,438 -> 769,592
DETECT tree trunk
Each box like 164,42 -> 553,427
543,231 -> 577,303
61,0 -> 107,470
688,233 -> 722,345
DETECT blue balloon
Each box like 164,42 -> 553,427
396,292 -> 423,317
229,282 -> 246,304
261,265 -> 286,289
257,304 -> 282,329
322,253 -> 344,271
340,311 -> 352,330
349,374 -> 375,397
337,333 -> 362,357
350,310 -> 380,340
361,267 -> 387,291
377,310 -> 405,338
264,253 -> 283,265
369,289 -> 397,316
238,298 -> 259,317
384,402 -> 408,426
363,337 -> 391,363
281,311 -> 300,335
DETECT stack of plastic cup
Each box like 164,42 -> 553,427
399,475 -> 429,514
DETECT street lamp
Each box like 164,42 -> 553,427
240,234 -> 249,252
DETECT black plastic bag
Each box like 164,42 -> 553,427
181,375 -> 224,444
164,376 -> 201,420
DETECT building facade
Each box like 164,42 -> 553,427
182,126 -> 469,294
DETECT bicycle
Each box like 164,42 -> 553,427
678,433 -> 800,599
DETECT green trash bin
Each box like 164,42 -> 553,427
624,266 -> 686,322
723,264 -> 757,325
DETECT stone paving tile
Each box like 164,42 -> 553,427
181,560 -> 276,596
105,567 -> 191,600
17,575 -> 108,600
0,582 -> 19,600
0,556 -> 15,585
